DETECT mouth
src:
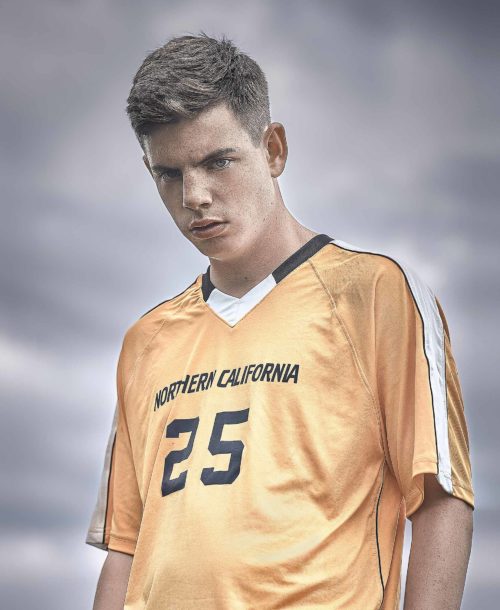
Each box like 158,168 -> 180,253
190,221 -> 227,239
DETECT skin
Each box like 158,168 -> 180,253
404,473 -> 473,610
93,102 -> 473,608
142,101 -> 319,298
93,549 -> 132,610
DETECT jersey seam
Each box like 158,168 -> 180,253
122,316 -> 171,403
308,258 -> 387,461
123,284 -> 198,402
378,495 -> 404,609
109,533 -> 138,543
116,317 -> 173,529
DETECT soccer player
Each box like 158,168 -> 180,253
86,33 -> 474,610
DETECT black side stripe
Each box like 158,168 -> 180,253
327,242 -> 441,480
102,430 -> 117,547
375,463 -> 385,607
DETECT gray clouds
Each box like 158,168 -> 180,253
1,1 -> 498,608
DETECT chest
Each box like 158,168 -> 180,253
124,287 -> 382,502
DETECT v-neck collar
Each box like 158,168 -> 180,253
200,233 -> 333,327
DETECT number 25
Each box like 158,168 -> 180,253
161,408 -> 250,496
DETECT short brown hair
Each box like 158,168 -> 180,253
126,31 -> 271,150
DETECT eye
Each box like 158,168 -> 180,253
210,158 -> 232,170
158,169 -> 180,181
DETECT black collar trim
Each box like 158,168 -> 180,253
201,233 -> 332,302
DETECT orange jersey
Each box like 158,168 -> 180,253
86,233 -> 474,609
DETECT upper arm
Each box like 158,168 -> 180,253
373,260 -> 475,518
107,548 -> 135,564
86,333 -> 145,555
408,472 -> 474,525
92,549 -> 134,610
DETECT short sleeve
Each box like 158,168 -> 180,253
85,343 -> 143,554
374,260 -> 474,518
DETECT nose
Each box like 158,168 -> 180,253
182,171 -> 212,211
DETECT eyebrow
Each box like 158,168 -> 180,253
151,147 -> 240,173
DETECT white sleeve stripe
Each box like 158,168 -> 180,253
328,238 -> 453,494
85,401 -> 119,550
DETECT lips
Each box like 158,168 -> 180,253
189,217 -> 225,229
190,221 -> 227,239
195,222 -> 219,230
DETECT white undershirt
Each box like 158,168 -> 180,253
205,273 -> 277,326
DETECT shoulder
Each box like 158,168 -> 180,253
313,237 -> 428,300
331,239 -> 446,338
118,276 -> 200,373
312,237 -> 444,338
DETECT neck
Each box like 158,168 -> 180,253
207,211 -> 319,299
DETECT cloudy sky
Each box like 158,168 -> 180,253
1,0 -> 499,607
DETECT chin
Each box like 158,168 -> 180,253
186,233 -> 225,256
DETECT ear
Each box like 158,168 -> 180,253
264,122 -> 288,178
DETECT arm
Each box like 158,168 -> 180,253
403,473 -> 473,610
93,549 -> 134,610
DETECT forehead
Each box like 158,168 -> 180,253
145,103 -> 254,162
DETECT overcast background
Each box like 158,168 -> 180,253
1,0 -> 499,608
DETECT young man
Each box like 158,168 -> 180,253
86,33 -> 474,610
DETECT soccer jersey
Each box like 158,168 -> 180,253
86,233 -> 474,610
